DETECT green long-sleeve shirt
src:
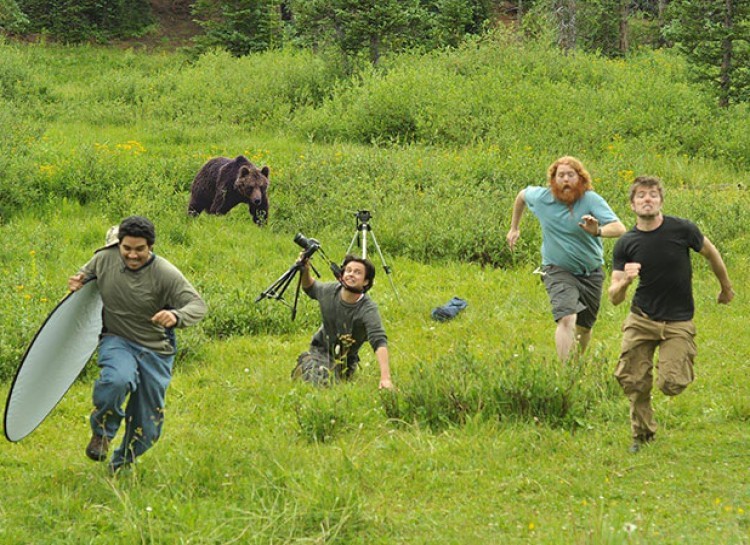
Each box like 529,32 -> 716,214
79,247 -> 207,355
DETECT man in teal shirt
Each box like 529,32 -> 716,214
507,156 -> 625,361
69,216 -> 207,473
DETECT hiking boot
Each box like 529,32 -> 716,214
629,433 -> 655,454
86,434 -> 110,462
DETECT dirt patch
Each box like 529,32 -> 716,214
114,0 -> 202,50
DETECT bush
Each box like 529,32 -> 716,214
383,344 -> 616,432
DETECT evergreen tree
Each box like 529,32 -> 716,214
665,0 -> 750,106
291,0 -> 425,69
191,0 -> 284,56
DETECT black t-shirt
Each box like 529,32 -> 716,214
612,216 -> 704,321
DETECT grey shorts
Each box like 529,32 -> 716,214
540,265 -> 603,329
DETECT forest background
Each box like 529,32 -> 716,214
1,0 -> 750,543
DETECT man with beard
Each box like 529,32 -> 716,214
292,253 -> 394,390
608,176 -> 733,452
507,156 -> 625,361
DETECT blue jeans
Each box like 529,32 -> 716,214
90,335 -> 174,469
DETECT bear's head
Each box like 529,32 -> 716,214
234,159 -> 270,207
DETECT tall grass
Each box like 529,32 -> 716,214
1,38 -> 749,543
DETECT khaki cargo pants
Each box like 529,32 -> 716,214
614,311 -> 697,440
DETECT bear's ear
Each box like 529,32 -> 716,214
239,165 -> 251,177
261,166 -> 270,178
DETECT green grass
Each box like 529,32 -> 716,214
1,37 -> 749,543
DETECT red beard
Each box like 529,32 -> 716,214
551,181 -> 587,205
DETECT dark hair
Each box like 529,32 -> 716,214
629,176 -> 664,203
118,216 -> 156,246
341,254 -> 376,292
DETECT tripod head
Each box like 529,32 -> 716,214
354,210 -> 372,230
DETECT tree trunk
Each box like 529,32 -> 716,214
657,0 -> 669,46
619,0 -> 629,54
720,0 -> 733,107
370,33 -> 381,66
555,0 -> 577,52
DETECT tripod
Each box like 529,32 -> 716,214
346,210 -> 399,299
254,260 -> 315,320
256,235 -> 338,320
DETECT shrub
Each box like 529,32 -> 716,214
384,344 -> 614,431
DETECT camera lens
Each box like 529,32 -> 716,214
294,233 -> 310,249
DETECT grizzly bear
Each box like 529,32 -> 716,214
187,155 -> 270,225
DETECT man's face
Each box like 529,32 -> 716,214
342,261 -> 369,292
551,163 -> 585,205
630,185 -> 663,219
119,235 -> 152,270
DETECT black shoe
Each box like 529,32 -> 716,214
86,434 -> 110,462
629,433 -> 655,454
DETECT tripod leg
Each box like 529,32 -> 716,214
361,228 -> 368,259
255,264 -> 299,306
346,230 -> 360,256
291,271 -> 303,320
367,229 -> 399,300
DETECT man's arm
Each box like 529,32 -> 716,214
299,254 -> 314,290
601,220 -> 626,238
579,216 -> 626,238
608,264 -> 641,306
699,236 -> 734,304
506,189 -> 527,250
375,345 -> 393,390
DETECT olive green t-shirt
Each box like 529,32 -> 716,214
79,247 -> 207,355
304,281 -> 387,363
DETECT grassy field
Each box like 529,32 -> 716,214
1,36 -> 749,543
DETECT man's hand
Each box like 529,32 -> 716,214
506,228 -> 520,250
578,214 -> 600,236
623,262 -> 641,282
379,377 -> 394,390
718,286 -> 735,304
151,310 -> 177,328
68,273 -> 85,292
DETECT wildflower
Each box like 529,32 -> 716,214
623,522 -> 637,534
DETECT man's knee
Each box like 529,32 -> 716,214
657,371 -> 692,396
614,358 -> 652,396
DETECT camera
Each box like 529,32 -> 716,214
355,210 -> 371,224
294,232 -> 320,259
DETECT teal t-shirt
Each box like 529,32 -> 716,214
525,186 -> 620,275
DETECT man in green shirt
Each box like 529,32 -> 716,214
293,254 -> 393,389
68,216 -> 207,473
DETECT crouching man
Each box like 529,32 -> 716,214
293,254 -> 394,390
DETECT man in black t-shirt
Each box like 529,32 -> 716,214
608,176 -> 734,453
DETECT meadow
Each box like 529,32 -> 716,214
1,33 -> 750,543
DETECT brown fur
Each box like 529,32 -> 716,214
187,155 -> 270,225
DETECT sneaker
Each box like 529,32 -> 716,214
85,434 -> 110,462
629,433 -> 655,454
